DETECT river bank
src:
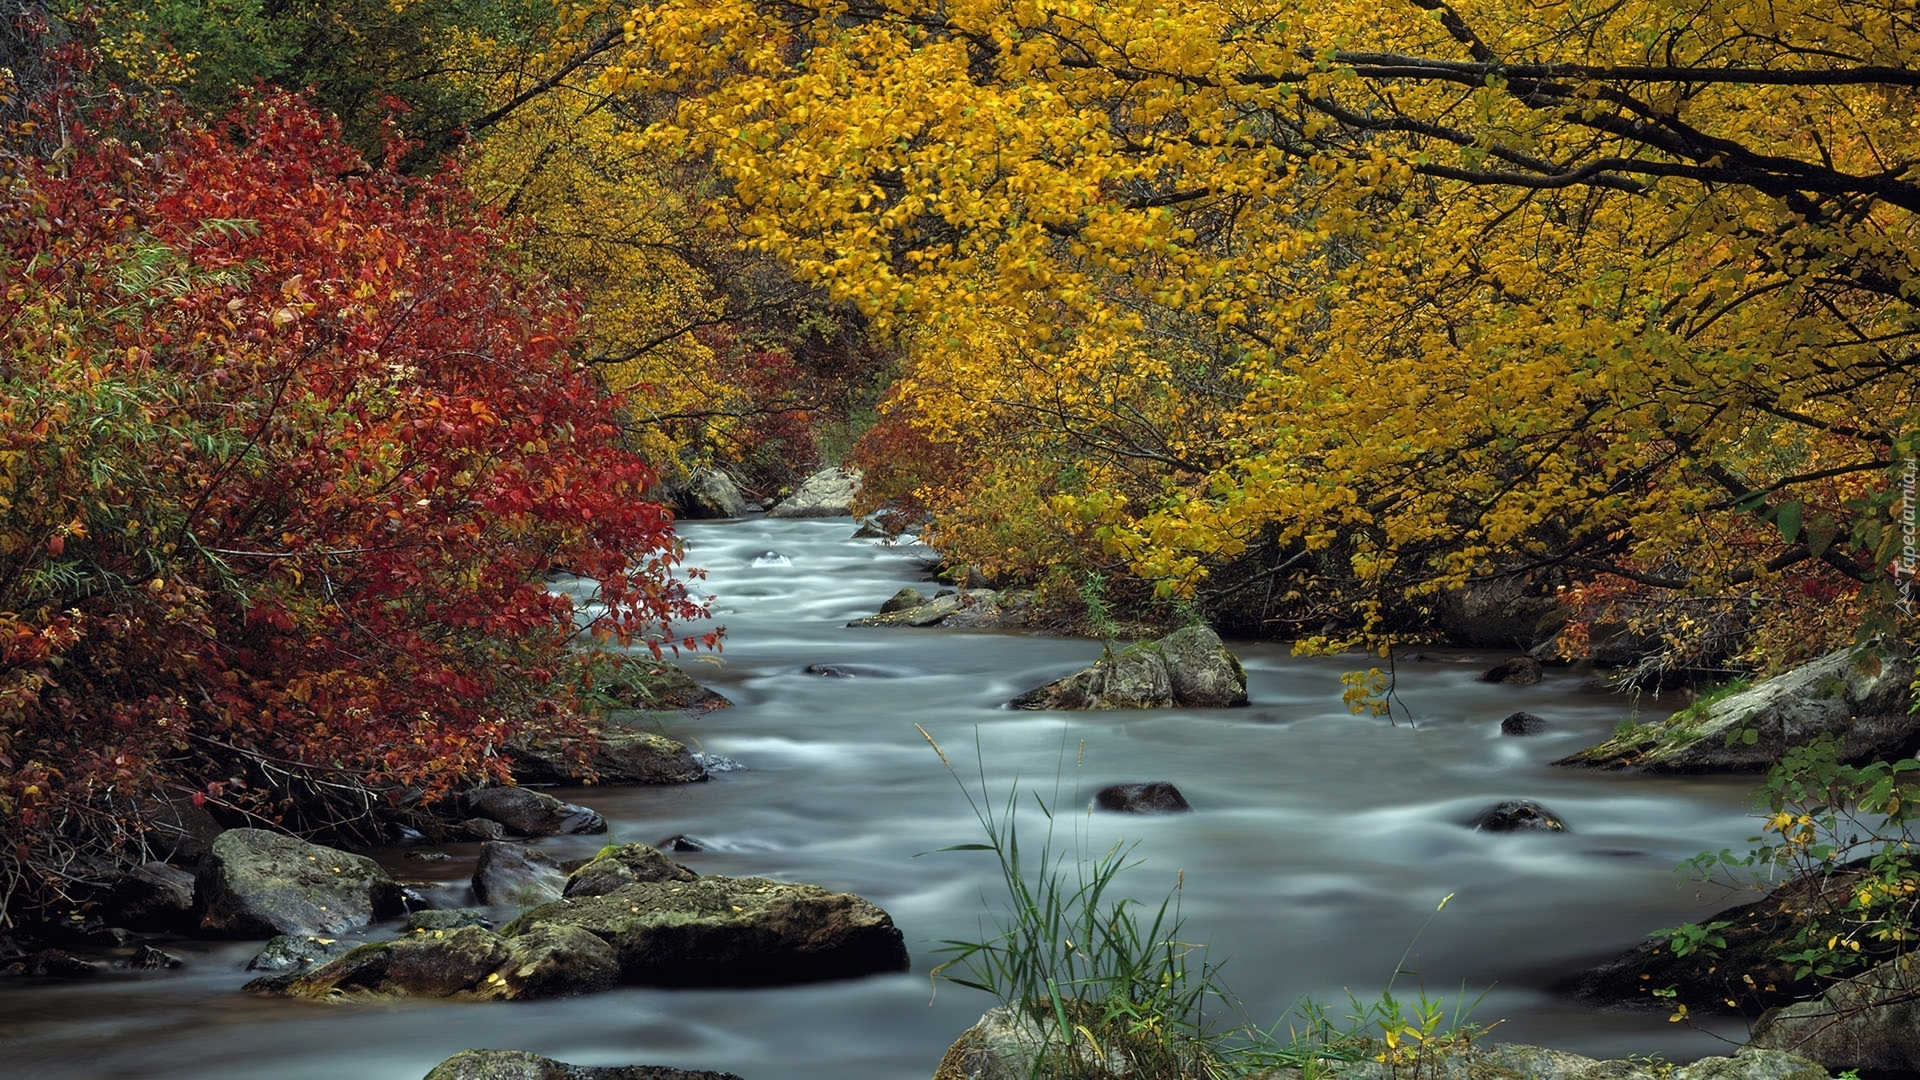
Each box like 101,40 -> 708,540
1,517 -> 1769,1078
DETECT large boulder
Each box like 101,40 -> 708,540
461,787 -> 607,837
1558,643 -> 1917,771
472,842 -> 569,907
1011,626 -> 1248,710
563,843 -> 697,898
1749,951 -> 1920,1072
424,1049 -> 744,1080
507,728 -> 706,787
766,467 -> 859,518
676,468 -> 753,520
501,874 -> 909,987
195,829 -> 404,937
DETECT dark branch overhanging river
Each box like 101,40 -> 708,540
2,518 -> 1764,1078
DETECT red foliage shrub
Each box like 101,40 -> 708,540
0,86 -> 708,918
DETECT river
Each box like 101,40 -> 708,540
1,517 -> 1766,1078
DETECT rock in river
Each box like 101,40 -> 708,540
1466,799 -> 1567,832
1558,642 -> 1917,772
1500,711 -> 1547,736
461,787 -> 607,837
502,874 -> 909,987
472,842 -> 569,907
1478,656 -> 1544,685
506,728 -> 707,787
562,843 -> 697,899
766,466 -> 859,518
1010,625 -> 1248,710
1093,782 -> 1192,814
424,1049 -> 745,1080
196,829 -> 405,937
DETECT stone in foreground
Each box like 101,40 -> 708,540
1749,951 -> 1920,1073
1010,625 -> 1248,710
502,874 -> 909,987
1559,642 -> 1915,771
196,829 -> 404,937
424,1049 -> 744,1080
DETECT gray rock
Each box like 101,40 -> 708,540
1500,711 -> 1547,735
933,1006 -> 1192,1080
473,842 -> 569,908
878,587 -> 925,614
1479,657 -> 1544,685
1749,951 -> 1920,1072
492,923 -> 621,999
1010,626 -> 1248,710
423,1049 -> 745,1080
129,945 -> 183,970
766,467 -> 860,518
848,588 -> 1034,630
459,818 -> 508,841
563,843 -> 697,899
501,874 -> 909,987
245,933 -> 355,975
1093,782 -> 1192,813
408,909 -> 492,933
195,829 -> 404,937
678,468 -> 752,520
690,753 -> 746,773
461,788 -> 607,837
269,925 -> 514,1001
507,728 -> 706,786
1559,642 -> 1916,771
1672,1049 -> 1827,1080
1467,799 -> 1567,832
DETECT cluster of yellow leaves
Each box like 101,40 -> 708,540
586,0 -> 1916,648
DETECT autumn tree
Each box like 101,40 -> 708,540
574,0 -> 1919,666
0,79 -> 708,921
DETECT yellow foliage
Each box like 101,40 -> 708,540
578,0 -> 1917,649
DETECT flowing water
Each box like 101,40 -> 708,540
3,517 -> 1770,1079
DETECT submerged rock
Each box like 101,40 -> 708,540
196,829 -> 404,937
1479,657 -> 1544,685
1466,799 -> 1567,832
423,1049 -> 745,1080
472,842 -> 569,907
502,874 -> 909,987
461,788 -> 607,837
1499,711 -> 1547,735
1093,782 -> 1192,814
766,467 -> 859,518
1559,643 -> 1916,771
1010,626 -> 1249,710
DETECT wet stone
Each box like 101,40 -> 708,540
1094,782 -> 1192,814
